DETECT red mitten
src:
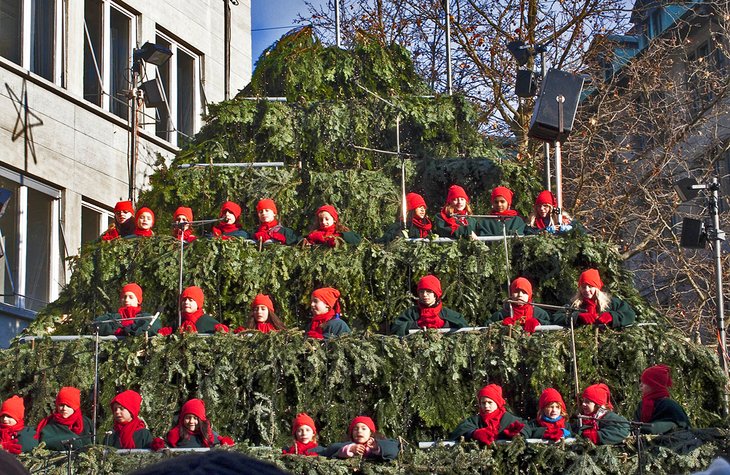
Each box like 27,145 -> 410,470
114,327 -> 125,336
270,231 -> 287,243
582,426 -> 599,444
523,317 -> 540,334
2,439 -> 22,454
214,323 -> 230,333
150,437 -> 167,451
543,425 -> 564,441
307,231 -> 326,244
218,435 -> 235,446
501,316 -> 516,326
471,428 -> 495,445
578,312 -> 597,325
503,421 -> 525,438
253,231 -> 269,242
233,326 -> 246,334
157,327 -> 173,336
324,236 -> 337,247
597,312 -> 613,325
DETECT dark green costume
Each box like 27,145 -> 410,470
249,224 -> 300,245
485,305 -> 552,326
434,213 -> 476,239
377,221 -> 433,243
37,415 -> 93,451
573,411 -> 630,445
317,318 -> 351,339
475,216 -> 526,237
93,311 -> 161,337
104,427 -> 154,449
391,306 -> 468,337
552,296 -> 636,329
181,314 -> 221,335
634,398 -> 690,434
319,439 -> 400,461
449,412 -> 526,441
523,417 -> 571,439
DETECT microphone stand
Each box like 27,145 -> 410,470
62,432 -> 104,475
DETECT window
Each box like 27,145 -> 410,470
0,0 -> 64,84
81,201 -> 112,245
648,9 -> 662,39
686,42 -> 713,117
82,0 -> 136,119
0,168 -> 61,312
154,32 -> 203,146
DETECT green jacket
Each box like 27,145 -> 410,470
552,296 -> 636,329
449,412 -> 526,441
391,306 -> 468,337
573,410 -> 630,445
37,415 -> 94,451
634,398 -> 690,434
434,214 -> 476,239
319,438 -> 400,461
341,231 -> 362,245
93,311 -> 161,337
321,318 -> 351,339
377,221 -> 433,243
475,216 -> 526,237
485,305 -> 552,326
249,224 -> 301,246
181,314 -> 221,335
6,427 -> 38,453
104,426 -> 154,449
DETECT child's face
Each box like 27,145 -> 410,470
581,398 -> 597,415
112,402 -> 133,424
252,305 -> 269,323
479,397 -> 498,414
174,215 -> 190,230
258,208 -> 276,224
0,414 -> 17,426
56,403 -> 75,419
181,297 -> 199,314
295,424 -> 314,444
121,291 -> 139,308
451,197 -> 467,211
318,211 -> 335,228
222,210 -> 236,225
137,212 -> 153,230
414,206 -> 427,219
543,402 -> 562,419
115,210 -> 133,223
351,423 -> 372,444
492,196 -> 509,213
640,382 -> 651,397
183,414 -> 199,433
510,289 -> 529,305
418,289 -> 437,307
580,284 -> 598,300
310,297 -> 329,316
538,203 -> 552,218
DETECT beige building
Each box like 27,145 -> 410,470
0,0 -> 252,344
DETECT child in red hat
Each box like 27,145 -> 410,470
35,387 -> 93,451
234,294 -> 286,333
378,192 -> 434,243
93,283 -> 161,337
391,275 -> 467,336
450,384 -> 526,444
305,205 -> 361,247
434,185 -> 477,239
320,415 -> 400,461
634,364 -> 689,434
123,207 -> 155,238
0,395 -> 38,454
524,388 -> 572,440
250,199 -> 300,245
575,383 -> 629,445
282,412 -> 321,456
210,201 -> 249,239
101,200 -> 136,241
103,390 -> 153,449
527,190 -> 574,234
485,277 -> 551,334
163,399 -> 234,448
476,186 -> 526,236
306,287 -> 351,339
176,286 -> 227,334
172,206 -> 197,243
553,268 -> 636,329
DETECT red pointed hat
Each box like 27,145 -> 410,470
406,193 -> 427,212
251,294 -> 275,313
114,201 -> 134,214
477,384 -> 505,407
641,364 -> 672,389
173,206 -> 193,222
348,415 -> 376,435
509,277 -> 532,301
180,399 -> 207,421
311,287 -> 341,313
121,283 -> 143,304
110,390 -> 142,419
56,387 -> 81,412
579,269 -> 603,289
417,275 -> 443,299
292,412 -> 317,435
180,286 -> 205,309
538,388 -> 566,413
256,199 -> 278,215
446,185 -> 469,203
220,201 -> 242,219
582,383 -> 613,409
491,186 -> 514,206
315,205 -> 339,223
0,396 -> 25,422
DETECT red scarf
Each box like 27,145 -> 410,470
493,209 -> 519,217
256,322 -> 277,333
282,440 -> 319,456
534,216 -> 551,230
411,217 -> 433,238
114,417 -> 147,449
417,301 -> 445,329
307,310 -> 335,339
508,302 -> 533,321
134,228 -> 153,237
173,229 -> 197,243
35,411 -> 84,439
537,414 -> 566,431
0,420 -> 24,445
101,228 -> 120,241
307,225 -> 341,245
582,298 -> 598,315
166,422 -> 215,448
118,306 -> 142,326
179,309 -> 205,333
478,406 -> 506,441
253,220 -> 281,242
212,223 -> 241,236
640,386 -> 670,423
440,208 -> 468,234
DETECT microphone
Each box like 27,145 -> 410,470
61,432 -> 105,448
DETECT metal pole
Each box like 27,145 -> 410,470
444,0 -> 453,95
541,50 -> 550,190
129,68 -> 139,202
398,115 -> 407,229
92,330 -> 99,442
710,178 -> 729,409
569,311 -> 580,406
555,95 -> 565,211
335,0 -> 341,48
178,232 -> 184,328
224,0 -> 231,100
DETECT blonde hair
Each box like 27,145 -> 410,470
528,206 -> 573,228
443,202 -> 473,217
571,288 -> 612,312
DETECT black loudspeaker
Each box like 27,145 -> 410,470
139,79 -> 166,108
516,70 -> 538,97
528,68 -> 584,142
680,217 -> 706,249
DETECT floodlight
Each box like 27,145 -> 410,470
507,40 -> 530,66
134,41 -> 173,67
674,177 -> 700,202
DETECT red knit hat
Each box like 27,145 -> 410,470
180,399 -> 207,421
509,277 -> 532,301
535,190 -> 557,208
251,294 -> 275,313
136,207 -> 155,226
491,186 -> 514,206
316,205 -> 339,223
56,387 -> 81,412
0,396 -> 25,422
446,185 -> 469,203
121,283 -> 143,304
292,413 -> 317,435
582,383 -> 613,409
173,206 -> 193,222
477,384 -> 505,407
406,193 -> 427,212
114,201 -> 134,214
256,199 -> 278,215
311,287 -> 341,313
579,269 -> 603,289
348,416 -> 376,435
417,275 -> 443,299
181,286 -> 205,309
219,201 -> 242,219
641,364 -> 672,389
538,388 -> 566,413
110,390 -> 142,419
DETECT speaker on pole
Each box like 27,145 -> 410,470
680,217 -> 707,249
528,68 -> 584,143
